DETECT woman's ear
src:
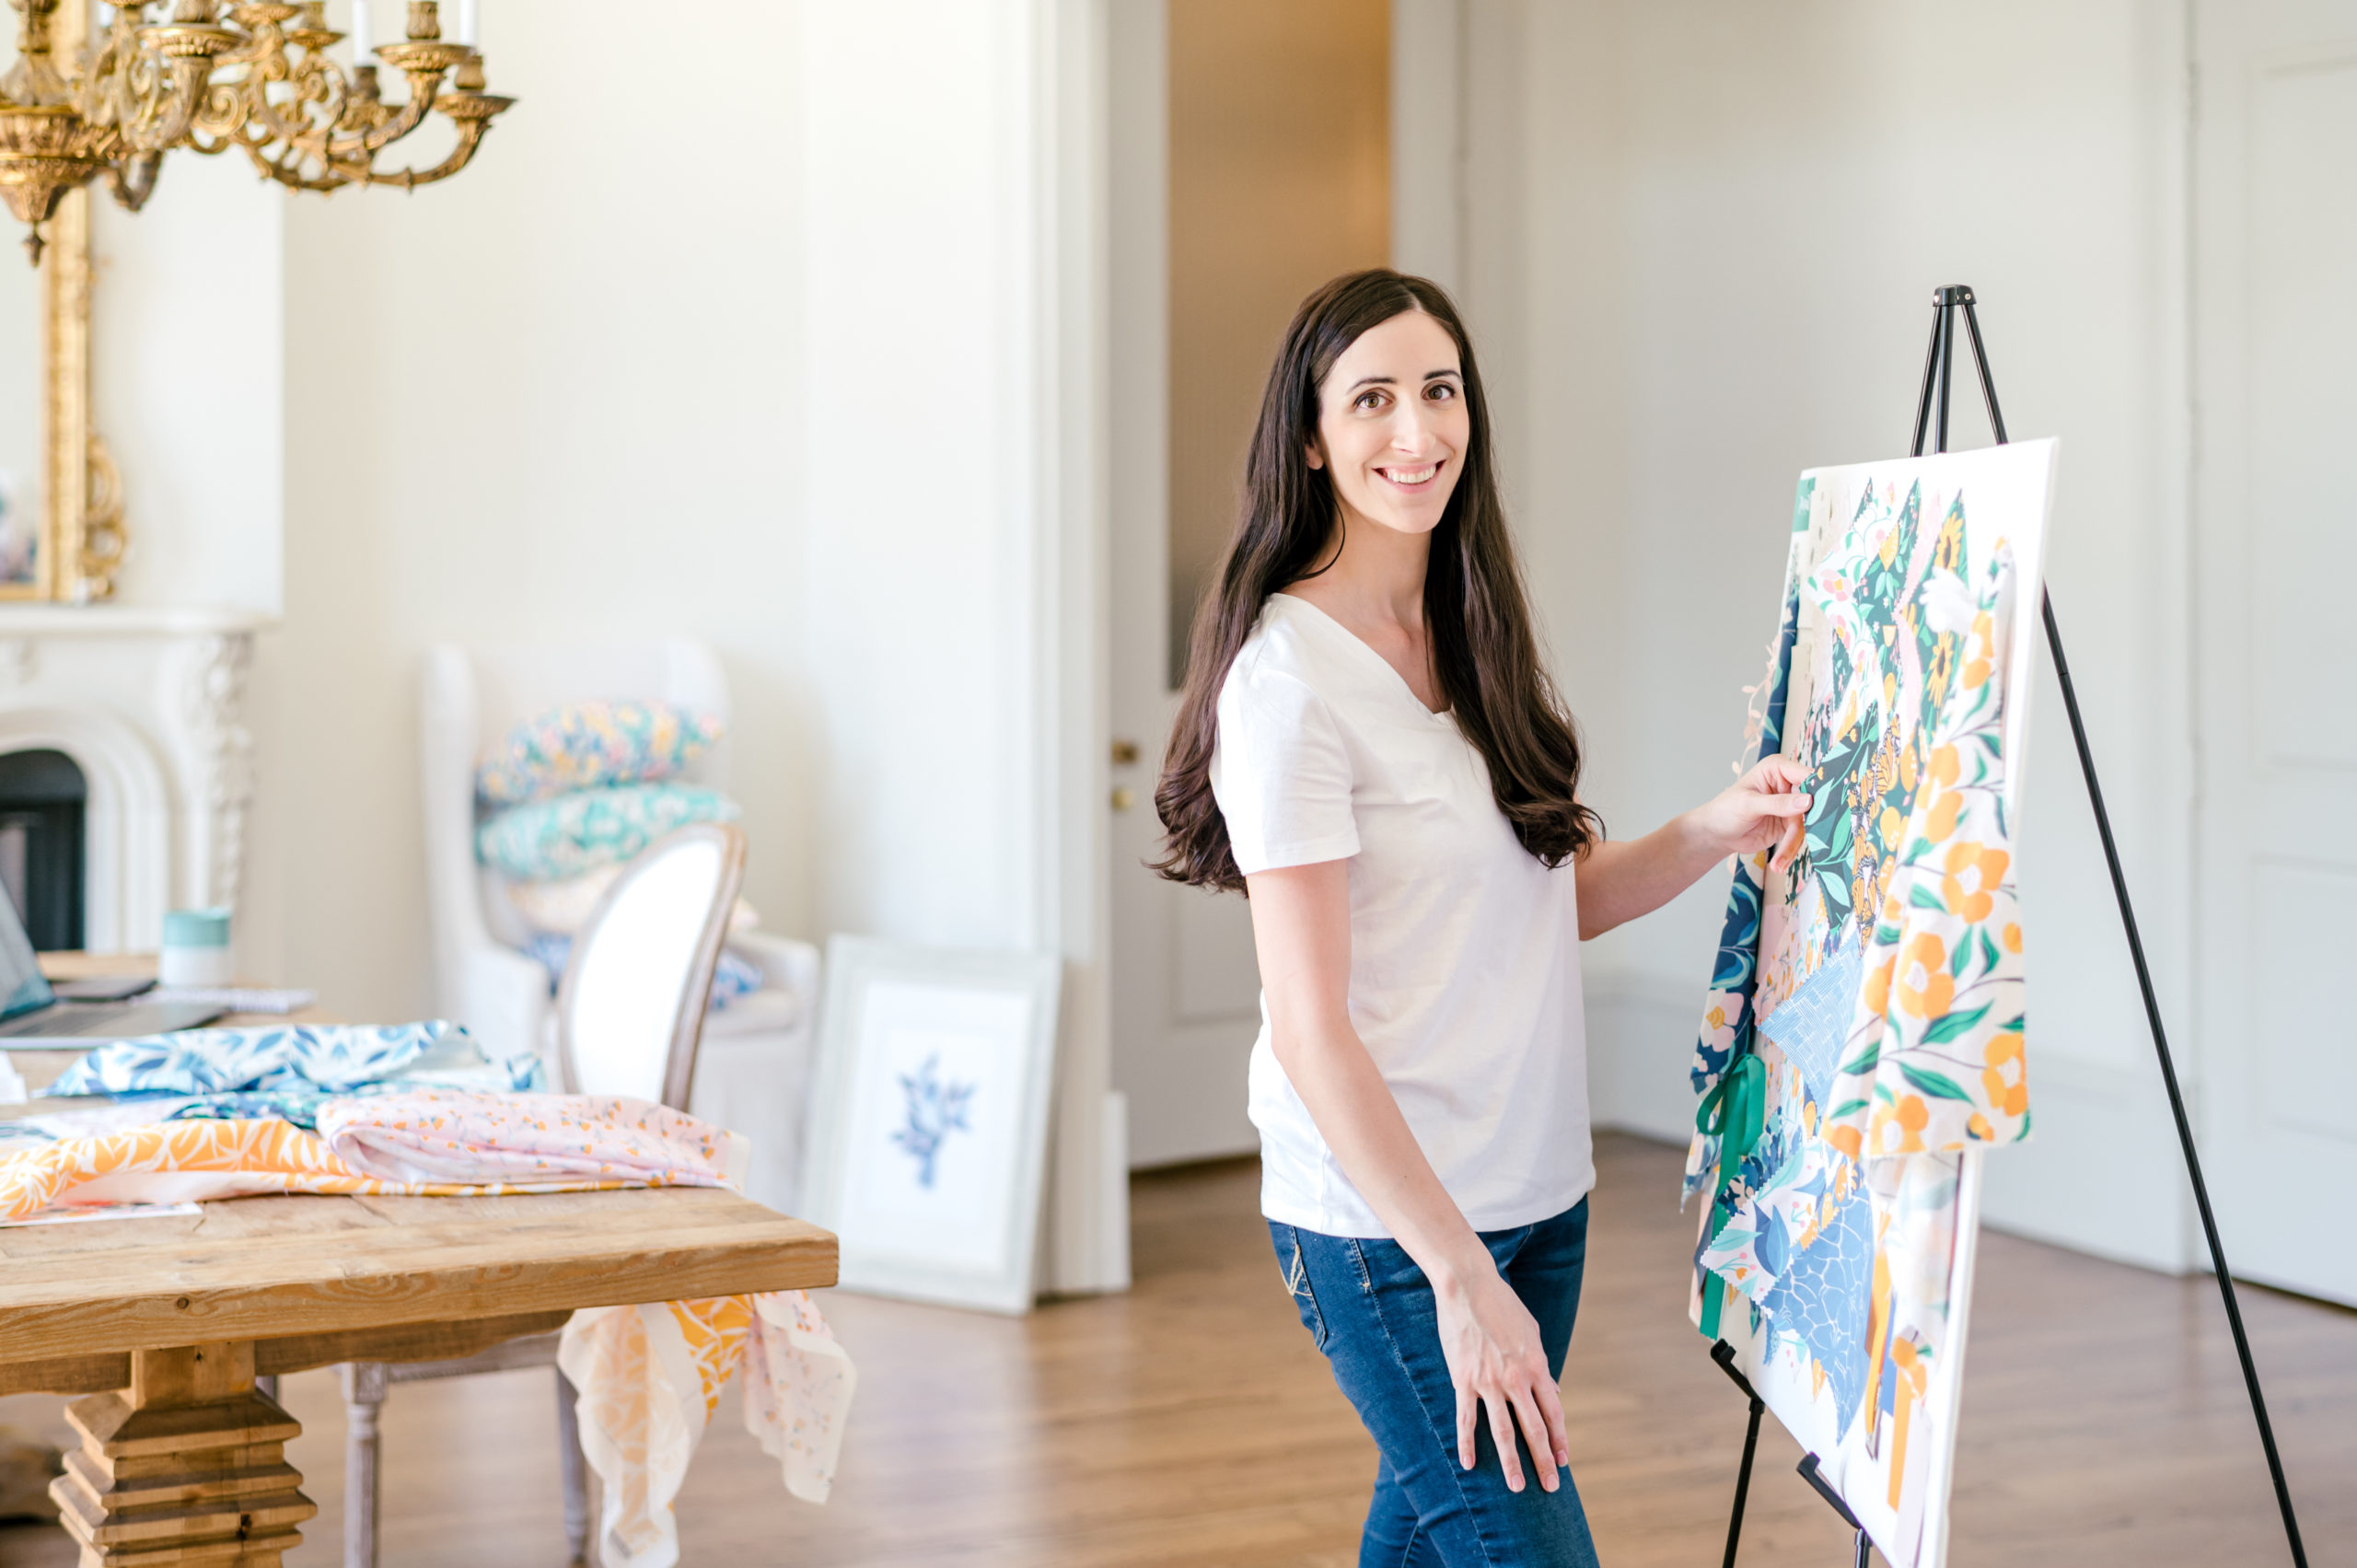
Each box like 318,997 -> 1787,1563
1304,441 -> 1326,471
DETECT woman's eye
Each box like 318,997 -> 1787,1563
1356,391 -> 1386,412
1428,382 -> 1457,401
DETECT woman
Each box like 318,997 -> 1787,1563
1154,270 -> 1805,1567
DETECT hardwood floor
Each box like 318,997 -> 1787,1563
2,1132 -> 2349,1566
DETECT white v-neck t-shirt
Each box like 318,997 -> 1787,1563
1210,592 -> 1594,1239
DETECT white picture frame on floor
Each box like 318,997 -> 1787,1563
799,935 -> 1062,1315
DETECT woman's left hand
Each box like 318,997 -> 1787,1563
1686,754 -> 1811,865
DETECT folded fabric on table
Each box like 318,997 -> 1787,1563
316,1088 -> 749,1188
42,1021 -> 540,1100
0,1090 -> 737,1214
0,1089 -> 851,1568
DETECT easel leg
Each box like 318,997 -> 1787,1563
1709,1340 -> 1769,1566
2039,593 -> 2309,1568
49,1342 -> 318,1565
1722,1394 -> 1764,1568
1852,1526 -> 1873,1567
1915,287 -> 2308,1568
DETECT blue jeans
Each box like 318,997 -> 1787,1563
1270,1201 -> 1599,1568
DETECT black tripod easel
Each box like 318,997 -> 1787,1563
1707,285 -> 2310,1568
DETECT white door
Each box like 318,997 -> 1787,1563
2191,0 -> 2357,1306
1104,0 -> 1396,1167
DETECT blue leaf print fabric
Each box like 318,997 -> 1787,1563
39,1022 -> 543,1132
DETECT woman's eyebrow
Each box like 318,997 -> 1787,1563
1347,367 -> 1460,391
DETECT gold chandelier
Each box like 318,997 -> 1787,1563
0,0 -> 512,264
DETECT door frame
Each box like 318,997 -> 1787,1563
1095,0 -> 1470,1172
2188,8 -> 2357,1307
1037,0 -> 1125,1295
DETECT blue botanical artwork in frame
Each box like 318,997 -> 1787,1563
889,1051 -> 976,1189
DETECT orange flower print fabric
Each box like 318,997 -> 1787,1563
0,1092 -> 853,1568
1682,442 -> 2055,1568
0,1088 -> 752,1221
1812,494 -> 2032,1162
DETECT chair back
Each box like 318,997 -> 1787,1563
556,823 -> 747,1109
420,639 -> 736,1057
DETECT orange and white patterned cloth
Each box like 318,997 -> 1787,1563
0,1090 -> 853,1568
560,1291 -> 854,1568
0,1088 -> 746,1213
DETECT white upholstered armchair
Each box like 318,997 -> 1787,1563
419,639 -> 820,1212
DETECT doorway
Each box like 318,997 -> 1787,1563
1105,0 -> 1398,1168
2189,0 -> 2357,1307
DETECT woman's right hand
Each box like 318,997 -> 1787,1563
1433,1258 -> 1568,1493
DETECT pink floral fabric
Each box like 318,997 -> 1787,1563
316,1088 -> 749,1188
0,1091 -> 849,1568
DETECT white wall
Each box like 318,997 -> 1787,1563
1458,0 -> 2200,1272
261,0 -> 808,1026
92,157 -> 284,616
184,0 -> 1112,1286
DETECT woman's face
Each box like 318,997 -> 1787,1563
1307,308 -> 1469,540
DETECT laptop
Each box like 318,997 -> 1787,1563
0,894 -> 228,1046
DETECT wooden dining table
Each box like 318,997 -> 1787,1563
0,957 -> 837,1567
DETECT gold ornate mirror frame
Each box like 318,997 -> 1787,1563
10,0 -> 124,604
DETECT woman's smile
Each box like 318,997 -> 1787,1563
1376,460 -> 1444,491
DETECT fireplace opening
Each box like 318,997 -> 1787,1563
0,749 -> 86,950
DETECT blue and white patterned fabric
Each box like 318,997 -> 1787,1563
1754,944 -> 1864,1111
476,784 -> 739,882
41,1021 -> 541,1100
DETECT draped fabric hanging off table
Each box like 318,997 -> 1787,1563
0,966 -> 847,1568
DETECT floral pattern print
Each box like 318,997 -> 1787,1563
0,1091 -> 742,1217
0,1091 -> 853,1568
41,1020 -> 537,1100
560,1290 -> 854,1568
1682,442 -> 2054,1568
477,700 -> 724,807
476,783 -> 740,882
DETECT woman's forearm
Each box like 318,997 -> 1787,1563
1573,812 -> 1724,940
1248,860 -> 1491,1294
1273,1019 -> 1492,1292
1574,758 -> 1813,939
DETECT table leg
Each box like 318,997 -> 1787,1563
48,1342 -> 317,1566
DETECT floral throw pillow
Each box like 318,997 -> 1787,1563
477,784 -> 740,882
477,700 -> 724,807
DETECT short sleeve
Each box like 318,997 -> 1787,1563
1211,664 -> 1359,874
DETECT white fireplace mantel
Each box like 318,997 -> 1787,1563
0,604 -> 272,952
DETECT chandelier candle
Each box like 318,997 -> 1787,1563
350,0 -> 371,64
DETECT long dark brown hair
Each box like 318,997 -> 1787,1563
1154,268 -> 1600,893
